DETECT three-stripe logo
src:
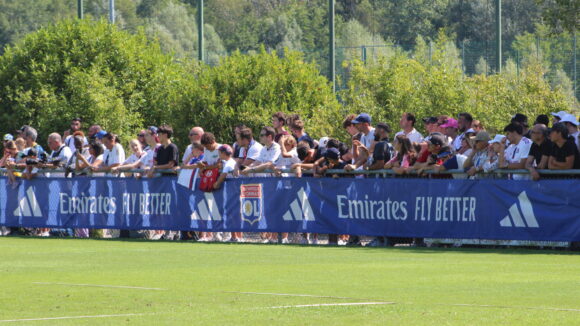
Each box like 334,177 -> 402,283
13,187 -> 42,217
499,191 -> 539,228
190,192 -> 222,221
282,187 -> 315,221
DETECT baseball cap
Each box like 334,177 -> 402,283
324,147 -> 340,160
425,132 -> 447,146
147,126 -> 158,134
511,113 -> 528,124
489,134 -> 506,144
351,113 -> 371,124
376,122 -> 391,133
218,144 -> 233,155
318,137 -> 330,149
550,111 -> 568,119
422,116 -> 438,124
95,130 -> 108,139
474,131 -> 491,142
3,134 -> 13,141
560,113 -> 579,126
440,118 -> 459,129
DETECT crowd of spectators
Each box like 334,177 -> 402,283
1,110 -> 579,245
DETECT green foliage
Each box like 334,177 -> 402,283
0,19 -> 186,146
340,33 -> 577,135
173,48 -> 342,145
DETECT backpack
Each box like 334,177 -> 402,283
199,168 -> 219,192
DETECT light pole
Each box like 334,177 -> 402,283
109,0 -> 115,24
329,0 -> 335,92
495,0 -> 502,73
77,0 -> 83,19
198,0 -> 204,63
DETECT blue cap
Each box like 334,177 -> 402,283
148,126 -> 158,134
95,130 -> 108,139
352,113 -> 371,124
324,147 -> 341,160
3,134 -> 13,141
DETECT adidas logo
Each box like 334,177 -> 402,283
13,187 -> 42,217
499,191 -> 539,228
282,187 -> 315,221
190,192 -> 222,221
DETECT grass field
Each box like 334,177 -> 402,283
0,237 -> 579,325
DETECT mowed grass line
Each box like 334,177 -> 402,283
0,237 -> 578,325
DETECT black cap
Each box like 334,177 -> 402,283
324,147 -> 340,160
425,132 -> 446,147
422,116 -> 438,124
376,122 -> 391,133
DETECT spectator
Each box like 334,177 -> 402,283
483,135 -> 506,173
290,120 -> 314,148
241,127 -> 281,175
499,123 -> 533,180
526,124 -> 552,180
440,118 -> 459,149
412,132 -> 449,172
237,128 -> 263,169
148,125 -> 179,178
457,130 -> 476,156
64,118 -> 87,150
313,148 -> 347,178
342,113 -> 361,163
511,113 -> 530,138
385,135 -> 416,174
18,126 -> 44,163
232,124 -> 246,163
137,126 -> 161,173
21,148 -> 40,181
472,120 -> 484,132
111,139 -> 145,176
76,142 -> 104,174
92,132 -> 125,174
551,111 -> 567,126
560,114 -> 579,152
182,126 -> 204,165
352,113 -> 375,149
182,142 -> 205,168
464,131 -> 491,178
366,122 -> 393,170
3,133 -> 13,148
137,129 -> 147,149
548,123 -> 580,170
272,112 -> 289,142
87,125 -> 102,140
0,140 -> 17,168
195,132 -> 221,242
534,114 -> 550,126
422,117 -> 439,134
396,112 -> 423,143
275,135 -> 301,175
291,142 -> 317,178
455,113 -> 474,150
67,134 -> 91,173
45,133 -> 73,177
213,144 -> 236,190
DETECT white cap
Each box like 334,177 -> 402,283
318,137 -> 330,149
489,134 -> 506,144
551,111 -> 568,119
465,128 -> 476,134
560,113 -> 579,126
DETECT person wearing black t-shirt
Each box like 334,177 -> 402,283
148,125 -> 179,177
548,123 -> 580,170
526,124 -> 552,180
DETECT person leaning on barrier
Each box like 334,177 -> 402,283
412,132 -> 448,174
66,133 -> 91,175
274,135 -> 301,176
365,122 -> 393,171
240,127 -> 281,176
43,133 -> 73,177
499,123 -> 533,180
147,125 -> 179,178
525,124 -> 552,181
464,131 -> 491,178
290,119 -> 314,149
559,114 -> 580,152
92,132 -> 125,175
110,139 -> 145,177
384,135 -> 416,175
548,122 -> 580,170
16,126 -> 44,165
482,135 -> 505,173
75,142 -> 104,174
236,128 -> 263,171
313,148 -> 346,178
63,117 -> 87,150
0,140 -> 18,184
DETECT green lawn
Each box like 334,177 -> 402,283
0,237 -> 578,325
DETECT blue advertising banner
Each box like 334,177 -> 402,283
1,176 -> 579,241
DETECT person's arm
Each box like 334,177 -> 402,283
241,162 -> 275,175
525,155 -> 541,181
548,155 -> 574,170
213,172 -> 228,189
463,150 -> 476,169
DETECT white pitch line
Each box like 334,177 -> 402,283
0,313 -> 152,323
32,282 -> 165,291
267,302 -> 395,309
226,291 -> 360,300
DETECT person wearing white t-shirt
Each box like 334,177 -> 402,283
395,112 -> 423,144
181,126 -> 204,164
241,127 -> 281,175
92,133 -> 125,175
111,139 -> 145,176
63,118 -> 88,150
499,123 -> 532,180
237,128 -> 263,168
560,114 -> 580,152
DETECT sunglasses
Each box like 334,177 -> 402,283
138,134 -> 145,137
189,133 -> 198,136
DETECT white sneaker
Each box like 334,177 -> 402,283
40,231 -> 50,237
261,239 -> 269,244
337,240 -> 346,246
310,238 -> 318,245
214,233 -> 223,242
281,238 -> 289,244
